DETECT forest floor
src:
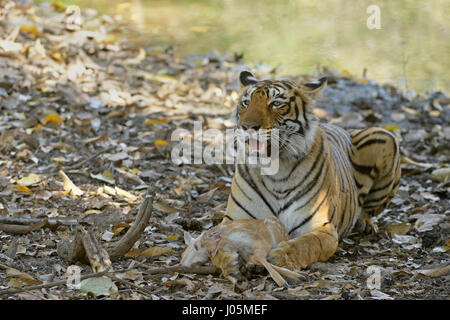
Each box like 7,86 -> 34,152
0,2 -> 448,300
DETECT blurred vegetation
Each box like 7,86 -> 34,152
37,0 -> 449,93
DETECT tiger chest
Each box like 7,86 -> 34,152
235,158 -> 334,236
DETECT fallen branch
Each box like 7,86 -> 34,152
0,257 -> 155,297
111,275 -> 154,298
0,270 -> 109,297
106,194 -> 153,261
81,227 -> 113,272
0,216 -> 87,234
68,145 -> 116,170
142,264 -> 220,275
57,194 -> 153,263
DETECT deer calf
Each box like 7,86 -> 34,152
180,216 -> 301,287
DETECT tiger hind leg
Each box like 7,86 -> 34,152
350,128 -> 401,233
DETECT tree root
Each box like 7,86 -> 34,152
57,194 -> 153,266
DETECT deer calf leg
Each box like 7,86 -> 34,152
268,222 -> 338,270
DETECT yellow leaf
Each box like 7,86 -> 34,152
355,77 -> 368,84
13,185 -> 32,194
341,69 -> 352,76
112,226 -> 126,235
103,170 -> 115,181
384,125 -> 400,132
154,140 -> 168,147
168,235 -> 179,241
51,50 -> 63,63
130,168 -> 141,174
51,1 -> 66,12
140,246 -> 173,257
144,118 -> 168,125
101,35 -> 118,45
43,114 -> 63,125
20,25 -> 40,36
17,173 -> 41,187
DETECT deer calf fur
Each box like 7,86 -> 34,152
181,216 -> 301,287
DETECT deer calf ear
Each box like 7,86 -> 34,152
184,231 -> 194,245
239,71 -> 258,87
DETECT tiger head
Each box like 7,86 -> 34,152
233,71 -> 326,160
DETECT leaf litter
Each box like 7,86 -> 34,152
0,1 -> 448,300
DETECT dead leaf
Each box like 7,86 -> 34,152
35,190 -> 53,200
154,200 -> 184,213
105,152 -> 128,162
117,269 -> 143,281
164,278 -> 195,291
370,290 -> 393,300
20,25 -> 40,36
114,186 -> 137,202
431,168 -> 450,182
386,222 -> 411,236
91,170 -> 115,185
43,114 -> 63,125
416,265 -> 450,277
13,185 -> 33,194
6,267 -> 42,286
17,173 -> 41,187
154,140 -> 169,147
101,230 -> 115,242
59,170 -> 84,196
400,156 -> 433,169
124,249 -> 141,258
413,214 -> 445,233
139,246 -> 173,257
195,187 -> 218,203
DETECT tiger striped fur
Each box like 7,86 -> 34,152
224,71 -> 401,270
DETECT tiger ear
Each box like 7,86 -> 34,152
239,71 -> 258,87
300,77 -> 327,96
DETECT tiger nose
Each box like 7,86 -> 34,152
241,122 -> 261,131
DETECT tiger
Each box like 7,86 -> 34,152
223,71 -> 401,271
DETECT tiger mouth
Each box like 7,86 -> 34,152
246,137 -> 272,157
